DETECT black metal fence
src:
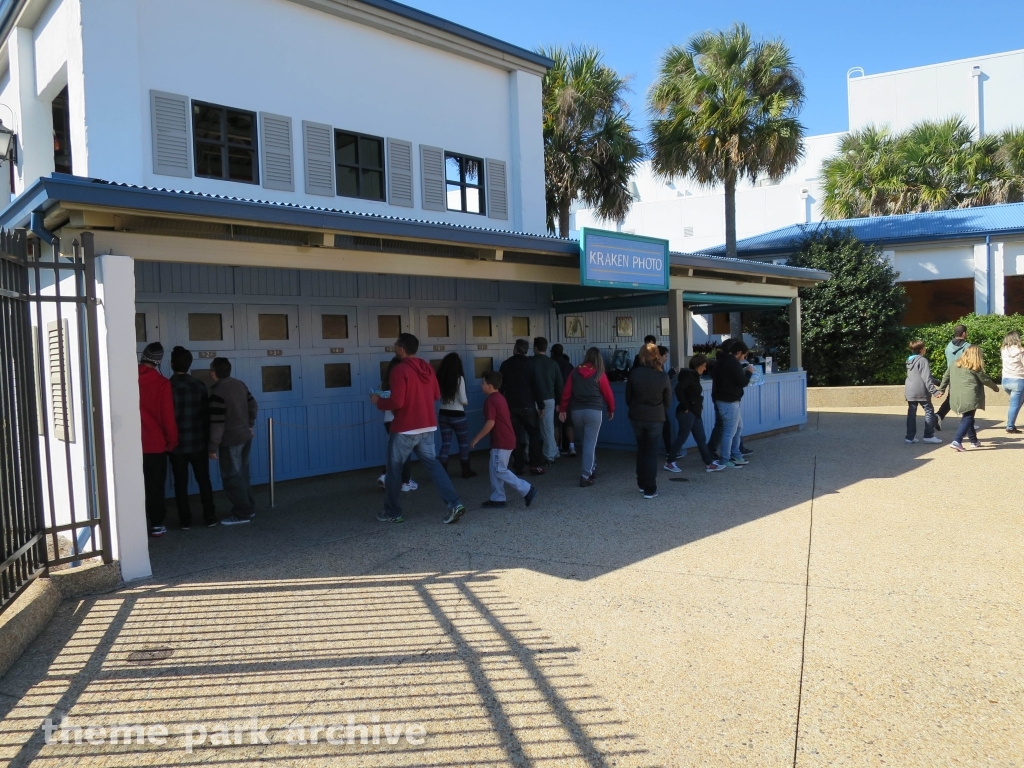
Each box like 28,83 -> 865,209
0,229 -> 112,615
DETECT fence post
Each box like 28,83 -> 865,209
267,417 -> 275,508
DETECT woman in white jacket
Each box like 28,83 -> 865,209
1001,331 -> 1024,434
436,353 -> 477,478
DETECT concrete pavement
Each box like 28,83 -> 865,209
0,406 -> 1021,766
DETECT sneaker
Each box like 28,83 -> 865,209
905,438 -> 920,444
443,504 -> 466,524
401,480 -> 418,492
638,485 -> 644,493
922,436 -> 942,444
560,449 -> 569,456
724,461 -> 744,469
524,486 -> 538,507
730,457 -> 749,466
663,461 -> 682,473
949,441 -> 966,452
1007,427 -> 1022,434
220,516 -> 250,526
579,475 -> 594,487
180,525 -> 191,531
706,462 -> 727,473
376,512 -> 404,523
149,525 -> 167,537
481,500 -> 506,508
643,491 -> 659,499
933,420 -> 942,432
739,446 -> 753,456
568,448 -> 577,457
969,441 -> 982,449
529,466 -> 546,475
205,520 -> 218,528
377,474 -> 386,490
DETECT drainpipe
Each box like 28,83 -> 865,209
986,234 -> 992,315
29,210 -> 54,245
972,66 -> 983,138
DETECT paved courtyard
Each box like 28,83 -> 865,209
0,406 -> 1021,767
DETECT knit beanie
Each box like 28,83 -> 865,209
141,342 -> 164,366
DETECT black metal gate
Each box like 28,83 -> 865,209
0,229 -> 112,615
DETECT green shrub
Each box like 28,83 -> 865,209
903,313 -> 1024,382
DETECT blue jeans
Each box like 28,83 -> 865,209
539,399 -> 558,461
1003,378 -> 1024,430
953,410 -> 978,445
906,400 -> 935,440
717,401 -> 743,462
489,448 -> 531,502
219,441 -> 254,515
669,409 -> 714,465
708,401 -> 723,456
385,431 -> 461,517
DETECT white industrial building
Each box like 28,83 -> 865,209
575,47 -> 1024,265
0,0 -> 825,585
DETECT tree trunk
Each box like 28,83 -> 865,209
724,172 -> 738,258
559,200 -> 572,239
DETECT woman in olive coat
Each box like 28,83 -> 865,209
938,344 -> 999,451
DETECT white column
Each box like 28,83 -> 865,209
9,26 -> 56,194
95,254 -> 152,581
789,298 -> 802,371
667,289 -> 686,370
992,241 -> 1005,315
508,70 -> 546,235
974,242 -> 990,315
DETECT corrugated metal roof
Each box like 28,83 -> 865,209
705,202 -> 1024,258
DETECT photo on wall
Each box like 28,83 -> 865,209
615,316 -> 634,337
564,316 -> 584,338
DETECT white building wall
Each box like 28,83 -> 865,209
891,246 -> 976,282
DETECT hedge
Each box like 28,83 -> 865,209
876,313 -> 1024,384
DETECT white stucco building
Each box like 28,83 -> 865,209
575,47 -> 1024,258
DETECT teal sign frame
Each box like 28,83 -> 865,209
579,228 -> 670,291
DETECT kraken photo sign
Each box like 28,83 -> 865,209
579,228 -> 670,291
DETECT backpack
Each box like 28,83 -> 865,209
607,349 -> 631,382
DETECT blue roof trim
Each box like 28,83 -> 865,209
0,0 -> 552,70
708,202 -> 1024,258
0,174 -> 828,282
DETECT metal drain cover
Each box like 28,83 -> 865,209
127,648 -> 174,664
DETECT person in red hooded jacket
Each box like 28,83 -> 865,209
370,333 -> 465,525
138,343 -> 178,537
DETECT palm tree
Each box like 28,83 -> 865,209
539,44 -> 643,238
647,23 -> 805,257
821,125 -> 904,218
997,127 -> 1024,202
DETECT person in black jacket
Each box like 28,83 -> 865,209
712,341 -> 754,466
550,344 -> 576,455
625,343 -> 671,498
666,355 -> 726,473
499,339 -> 546,475
708,340 -> 754,459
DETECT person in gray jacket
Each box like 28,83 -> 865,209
207,357 -> 258,525
905,340 -> 942,445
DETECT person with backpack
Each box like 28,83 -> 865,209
1000,330 -> 1024,434
436,352 -> 476,478
936,324 -> 969,427
376,356 -> 415,492
372,333 -> 466,524
558,347 -> 615,487
904,340 -> 943,445
470,370 -> 539,509
938,344 -> 999,452
665,354 -> 727,474
550,344 -> 576,456
208,357 -> 258,525
168,346 -> 216,528
138,343 -> 178,538
625,343 -> 671,499
711,340 -> 754,467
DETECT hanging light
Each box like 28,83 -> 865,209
0,120 -> 16,162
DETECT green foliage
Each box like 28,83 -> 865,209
748,230 -> 906,386
903,314 -> 1024,382
822,117 -> 1024,220
647,23 -> 805,256
538,44 -> 644,237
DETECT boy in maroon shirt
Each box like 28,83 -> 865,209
471,371 -> 538,509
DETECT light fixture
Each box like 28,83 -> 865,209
0,119 -> 16,163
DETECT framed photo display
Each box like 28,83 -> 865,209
564,316 -> 585,338
616,316 -> 634,337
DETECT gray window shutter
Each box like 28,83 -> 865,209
387,138 -> 414,208
302,120 -> 335,196
150,90 -> 192,178
420,144 -> 445,211
260,112 -> 294,192
486,158 -> 508,221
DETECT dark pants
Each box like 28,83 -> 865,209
669,409 -> 715,465
937,395 -> 951,420
662,420 -> 672,456
169,450 -> 216,526
707,401 -> 723,456
382,422 -> 412,484
142,452 -> 169,528
953,410 -> 978,444
510,407 -> 544,472
631,420 -> 662,494
906,400 -> 936,441
219,440 -> 255,515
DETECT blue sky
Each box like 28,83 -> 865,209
410,0 -> 1024,136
